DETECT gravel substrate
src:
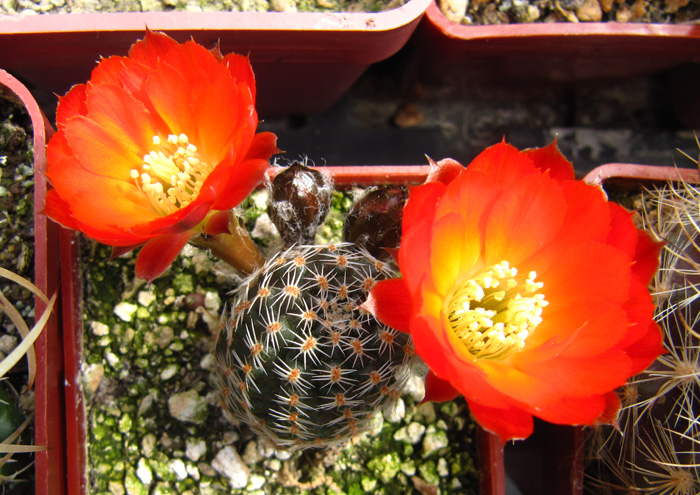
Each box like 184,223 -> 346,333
0,0 -> 405,15
438,0 -> 700,24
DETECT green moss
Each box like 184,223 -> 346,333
418,460 -> 439,485
367,452 -> 401,483
124,468 -> 149,495
172,273 -> 194,293
119,414 -> 133,433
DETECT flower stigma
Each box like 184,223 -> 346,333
130,134 -> 214,215
447,260 -> 548,360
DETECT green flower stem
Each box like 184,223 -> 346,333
191,216 -> 265,275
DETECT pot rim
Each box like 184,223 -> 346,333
0,0 -> 432,34
425,0 -> 700,40
583,163 -> 700,187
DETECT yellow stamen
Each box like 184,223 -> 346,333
447,260 -> 548,360
131,134 -> 214,215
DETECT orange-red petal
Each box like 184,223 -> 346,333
364,278 -> 413,333
483,170 -> 566,267
399,182 -> 444,294
128,29 -> 180,66
466,141 -> 538,188
425,157 -> 464,185
423,371 -> 460,402
521,140 -> 575,181
135,230 -> 193,282
468,400 -> 534,442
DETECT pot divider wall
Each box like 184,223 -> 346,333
0,69 -> 62,495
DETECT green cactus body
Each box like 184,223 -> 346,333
215,243 -> 415,451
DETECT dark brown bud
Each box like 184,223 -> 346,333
267,162 -> 333,247
343,185 -> 408,260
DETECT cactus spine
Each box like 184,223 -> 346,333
214,243 -> 414,451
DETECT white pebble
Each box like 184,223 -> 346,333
105,352 -> 120,368
0,335 -> 18,354
160,364 -> 179,381
186,438 -> 207,462
384,397 -> 406,423
204,291 -> 221,312
247,474 -> 266,490
138,291 -> 157,307
170,459 -> 187,480
83,363 -> 104,393
168,389 -> 208,424
242,441 -> 262,465
212,446 -> 249,489
114,302 -> 138,322
136,458 -> 153,485
90,321 -> 110,336
186,463 -> 200,480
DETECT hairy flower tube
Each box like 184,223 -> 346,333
44,30 -> 279,281
365,141 -> 665,442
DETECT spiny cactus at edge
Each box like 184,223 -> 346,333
586,165 -> 700,495
214,242 -> 415,451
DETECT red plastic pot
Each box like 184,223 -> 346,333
53,161 -> 669,495
415,1 -> 700,85
58,163 -> 514,495
0,0 -> 430,119
0,69 -> 62,495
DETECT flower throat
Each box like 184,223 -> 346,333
447,260 -> 548,360
131,134 -> 214,215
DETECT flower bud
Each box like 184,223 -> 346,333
343,185 -> 408,260
267,162 -> 333,247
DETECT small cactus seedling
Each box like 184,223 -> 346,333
214,243 -> 415,451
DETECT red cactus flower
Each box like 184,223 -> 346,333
44,30 -> 278,281
366,141 -> 664,442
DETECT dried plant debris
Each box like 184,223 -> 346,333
439,0 -> 700,25
2,0 -> 406,15
0,97 -> 35,333
82,189 -> 480,495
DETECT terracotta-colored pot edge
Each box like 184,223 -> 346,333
0,69 -> 63,495
0,0 -> 432,36
583,163 -> 700,186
